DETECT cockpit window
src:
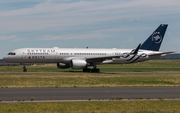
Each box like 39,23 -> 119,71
7,52 -> 16,55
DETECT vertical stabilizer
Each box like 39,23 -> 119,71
140,24 -> 168,51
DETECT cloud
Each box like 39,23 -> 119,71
39,32 -> 112,40
167,32 -> 171,36
134,18 -> 140,22
0,35 -> 24,42
129,37 -> 133,42
0,0 -> 180,40
0,35 -> 16,40
12,38 -> 25,42
37,27 -> 133,41
1,0 -> 180,17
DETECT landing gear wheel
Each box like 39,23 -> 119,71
92,68 -> 100,73
83,68 -> 91,72
23,65 -> 27,72
87,68 -> 91,72
23,69 -> 27,72
96,69 -> 100,73
83,68 -> 86,72
92,69 -> 96,72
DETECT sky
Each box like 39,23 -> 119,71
0,0 -> 180,58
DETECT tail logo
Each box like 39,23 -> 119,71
152,32 -> 162,44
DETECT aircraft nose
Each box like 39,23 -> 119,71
3,56 -> 9,61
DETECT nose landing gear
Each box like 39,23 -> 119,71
23,65 -> 27,72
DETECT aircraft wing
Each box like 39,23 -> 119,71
148,51 -> 175,57
86,55 -> 121,63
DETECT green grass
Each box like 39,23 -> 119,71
101,60 -> 180,67
0,101 -> 180,113
0,66 -> 180,72
100,67 -> 180,71
1,73 -> 180,88
1,60 -> 180,88
1,60 -> 180,72
0,60 -> 180,112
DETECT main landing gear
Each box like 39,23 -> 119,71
83,63 -> 100,73
83,68 -> 100,73
23,65 -> 27,72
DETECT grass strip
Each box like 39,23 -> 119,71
0,67 -> 180,72
1,60 -> 180,72
1,73 -> 180,88
102,60 -> 180,67
0,101 -> 180,112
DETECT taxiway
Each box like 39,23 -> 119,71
0,87 -> 180,102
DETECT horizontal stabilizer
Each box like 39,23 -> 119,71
148,51 -> 175,57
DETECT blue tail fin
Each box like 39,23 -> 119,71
140,24 -> 168,51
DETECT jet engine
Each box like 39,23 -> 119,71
70,59 -> 87,69
57,63 -> 70,69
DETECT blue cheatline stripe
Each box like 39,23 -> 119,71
123,49 -> 135,59
129,53 -> 147,63
126,54 -> 136,61
129,56 -> 141,63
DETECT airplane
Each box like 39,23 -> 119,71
3,24 -> 174,72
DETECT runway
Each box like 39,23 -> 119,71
1,87 -> 180,103
0,71 -> 180,103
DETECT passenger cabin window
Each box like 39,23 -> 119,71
8,52 -> 16,55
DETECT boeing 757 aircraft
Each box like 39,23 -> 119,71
3,24 -> 174,72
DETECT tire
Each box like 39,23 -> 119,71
87,68 -> 91,72
96,69 -> 100,73
23,69 -> 27,72
83,68 -> 87,72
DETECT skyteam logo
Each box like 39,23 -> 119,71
152,32 -> 162,44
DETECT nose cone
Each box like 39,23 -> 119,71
3,56 -> 9,62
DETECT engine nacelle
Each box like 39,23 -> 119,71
71,59 -> 87,69
57,63 -> 70,69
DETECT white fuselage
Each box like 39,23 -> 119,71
3,47 -> 161,64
